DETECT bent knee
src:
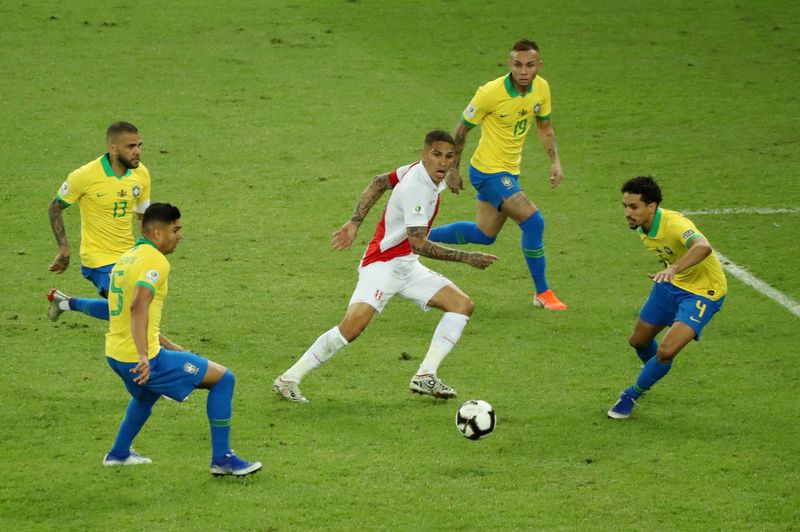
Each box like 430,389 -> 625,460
447,296 -> 474,316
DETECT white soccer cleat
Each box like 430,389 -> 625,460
102,449 -> 152,466
47,288 -> 70,322
409,373 -> 457,399
272,377 -> 309,403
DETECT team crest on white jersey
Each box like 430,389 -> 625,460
501,176 -> 514,189
132,185 -> 142,198
146,269 -> 160,283
183,362 -> 199,375
465,104 -> 476,119
60,181 -> 69,195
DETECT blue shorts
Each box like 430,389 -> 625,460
468,165 -> 522,210
639,282 -> 724,340
106,347 -> 209,403
81,264 -> 114,297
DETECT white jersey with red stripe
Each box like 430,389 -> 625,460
361,161 -> 445,268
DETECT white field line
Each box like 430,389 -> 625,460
681,207 -> 800,216
678,207 -> 800,318
715,251 -> 800,318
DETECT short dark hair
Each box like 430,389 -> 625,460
424,130 -> 455,147
106,121 -> 139,142
512,39 -> 539,53
621,176 -> 663,205
142,203 -> 181,232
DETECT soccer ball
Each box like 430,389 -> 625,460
455,399 -> 496,440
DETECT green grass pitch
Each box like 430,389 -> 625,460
1,0 -> 799,529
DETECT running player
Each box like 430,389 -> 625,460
102,203 -> 261,476
47,121 -> 151,322
428,39 -> 567,310
272,130 -> 497,403
608,176 -> 727,419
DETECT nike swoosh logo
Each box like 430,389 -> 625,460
96,193 -> 108,197
499,114 -> 509,117
689,316 -> 701,323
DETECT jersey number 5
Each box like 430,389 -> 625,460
109,270 -> 125,316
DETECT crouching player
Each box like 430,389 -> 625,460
102,203 -> 261,476
608,176 -> 727,419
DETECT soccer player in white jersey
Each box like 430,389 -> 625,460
273,130 -> 497,403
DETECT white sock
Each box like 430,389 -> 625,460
59,300 -> 70,311
283,326 -> 349,383
416,312 -> 469,376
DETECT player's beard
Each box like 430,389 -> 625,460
118,154 -> 139,169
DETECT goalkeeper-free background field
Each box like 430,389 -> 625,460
1,0 -> 799,529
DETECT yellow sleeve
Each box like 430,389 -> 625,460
674,217 -> 703,249
461,85 -> 491,127
135,165 -> 152,213
56,169 -> 86,206
536,78 -> 552,121
135,256 -> 170,295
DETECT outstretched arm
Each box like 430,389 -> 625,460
445,121 -> 473,194
535,119 -> 563,188
48,198 -> 71,273
407,227 -> 497,269
331,172 -> 394,250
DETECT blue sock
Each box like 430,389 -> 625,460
109,396 -> 158,457
635,340 -> 659,363
428,221 -> 495,245
627,356 -> 672,399
69,298 -> 109,320
519,211 -> 548,293
207,369 -> 235,460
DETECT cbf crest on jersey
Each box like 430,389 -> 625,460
132,185 -> 142,198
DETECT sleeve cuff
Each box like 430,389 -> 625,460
135,280 -> 156,295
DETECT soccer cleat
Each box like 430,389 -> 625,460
102,449 -> 152,466
409,374 -> 457,399
533,289 -> 567,310
210,452 -> 262,477
607,391 -> 639,419
272,377 -> 309,403
47,288 -> 70,322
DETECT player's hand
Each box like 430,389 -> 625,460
466,252 -> 498,270
648,266 -> 677,283
48,248 -> 71,273
131,355 -> 151,385
331,221 -> 359,250
445,168 -> 464,194
549,161 -> 563,188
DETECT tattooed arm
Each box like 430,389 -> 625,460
331,172 -> 394,250
535,119 -> 563,188
407,226 -> 497,270
445,121 -> 473,194
48,198 -> 71,273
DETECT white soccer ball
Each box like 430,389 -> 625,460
455,399 -> 496,440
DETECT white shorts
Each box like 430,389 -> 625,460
349,258 -> 452,313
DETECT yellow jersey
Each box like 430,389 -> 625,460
106,238 -> 170,362
56,154 -> 151,268
461,74 -> 552,175
639,208 -> 727,300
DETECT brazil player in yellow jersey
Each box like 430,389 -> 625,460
47,121 -> 151,322
428,39 -> 567,310
608,176 -> 727,419
102,203 -> 261,475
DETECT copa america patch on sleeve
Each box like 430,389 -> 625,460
146,269 -> 160,283
410,204 -> 426,219
60,181 -> 69,195
464,104 -> 476,119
